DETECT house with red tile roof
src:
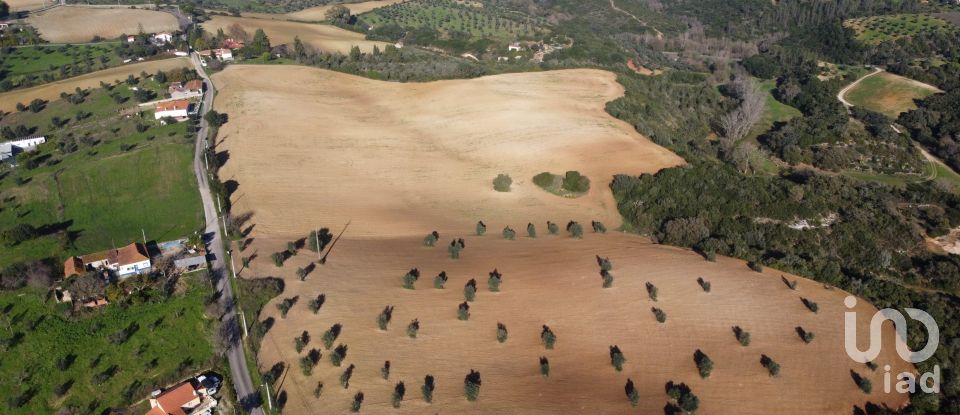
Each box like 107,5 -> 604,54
169,80 -> 203,99
155,99 -> 190,120
146,380 -> 217,415
63,242 -> 152,278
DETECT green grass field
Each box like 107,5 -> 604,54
360,0 -> 546,43
0,272 -> 215,414
844,72 -> 939,118
0,43 -> 122,91
844,13 -> 959,44
0,79 -> 203,267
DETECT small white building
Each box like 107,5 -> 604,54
155,100 -> 190,120
213,48 -> 233,61
127,35 -> 136,43
508,42 -> 522,51
0,136 -> 46,163
63,242 -> 152,278
152,32 -> 174,43
169,80 -> 203,100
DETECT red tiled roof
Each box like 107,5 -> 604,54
117,242 -> 149,265
184,79 -> 202,92
156,100 -> 189,112
64,256 -> 84,277
152,382 -> 198,415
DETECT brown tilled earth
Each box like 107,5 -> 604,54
247,232 -> 912,415
201,16 -> 388,54
213,65 -> 683,238
213,64 -> 911,414
27,6 -> 179,43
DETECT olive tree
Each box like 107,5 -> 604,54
464,369 -> 481,401
541,325 -> 556,349
694,349 -> 713,378
496,322 -> 508,343
610,345 -> 626,371
422,375 -> 435,403
377,305 -> 395,330
402,268 -> 420,289
539,356 -> 550,378
407,319 -> 420,338
434,271 -> 448,289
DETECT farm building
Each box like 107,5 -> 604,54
0,136 -> 46,163
155,99 -> 190,119
152,32 -> 174,43
63,242 -> 152,278
127,35 -> 136,43
213,48 -> 234,61
169,80 -> 203,99
146,378 -> 219,415
508,41 -> 522,51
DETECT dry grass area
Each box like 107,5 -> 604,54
213,65 -> 683,238
201,16 -> 388,54
0,58 -> 190,111
5,0 -> 51,12
246,231 -> 912,415
245,0 -> 408,21
845,72 -> 941,118
27,6 -> 179,43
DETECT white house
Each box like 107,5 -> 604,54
63,242 -> 152,278
155,100 -> 190,120
0,136 -> 46,163
213,48 -> 233,61
127,35 -> 136,43
152,32 -> 174,43
508,42 -> 522,51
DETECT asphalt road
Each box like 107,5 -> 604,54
190,52 -> 266,415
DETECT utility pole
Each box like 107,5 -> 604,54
315,226 -> 322,262
230,251 -> 238,279
238,308 -> 248,338
141,228 -> 147,246
263,383 -> 273,411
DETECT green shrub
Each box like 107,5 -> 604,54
271,252 -> 284,267
782,276 -> 798,290
321,323 -> 341,349
697,277 -> 711,292
339,364 -> 354,388
625,379 -> 639,407
561,171 -> 590,192
748,261 -> 763,272
448,239 -> 464,259
287,241 -> 297,255
646,282 -> 658,301
496,322 -> 508,343
760,354 -> 779,377
591,220 -> 606,233
392,381 -> 406,408
464,279 -> 477,301
502,226 -> 516,240
402,268 -> 420,289
458,302 -> 470,320
277,296 -> 298,318
596,255 -> 613,271
601,270 -> 614,288
541,325 -> 556,349
547,221 -> 559,234
652,307 -> 667,323
567,221 -> 583,238
294,330 -> 309,353
308,294 -> 325,314
801,298 -> 819,313
313,382 -> 323,398
382,360 -> 391,380
796,326 -> 815,343
351,391 -> 364,412
533,171 -> 554,188
422,375 -> 435,403
377,305 -> 395,330
296,267 -> 307,281
539,356 -> 550,378
610,345 -> 626,371
424,231 -> 439,247
733,326 -> 750,346
476,221 -> 486,236
854,372 -> 872,393
694,349 -> 713,378
488,269 -> 502,292
464,370 -> 481,401
493,173 -> 512,192
331,344 -> 348,367
300,356 -> 314,376
434,271 -> 448,289
407,319 -> 420,338
527,223 -> 536,238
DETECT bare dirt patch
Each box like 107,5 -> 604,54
248,231 -> 912,415
212,65 -> 684,238
27,6 -> 179,43
0,58 -> 191,111
201,16 -> 388,54
627,58 -> 662,76
5,0 -> 51,12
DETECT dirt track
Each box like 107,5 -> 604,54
213,65 -> 683,239
0,58 -> 191,111
27,6 -> 179,43
201,16 -> 388,54
249,231 -> 912,414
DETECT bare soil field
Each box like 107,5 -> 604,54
0,58 -> 190,111
27,6 -> 179,43
245,0 -> 408,21
213,65 -> 683,238
247,231 -> 912,415
201,16 -> 388,54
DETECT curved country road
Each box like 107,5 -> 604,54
608,0 -> 663,39
837,66 -> 882,107
190,52 -> 266,415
